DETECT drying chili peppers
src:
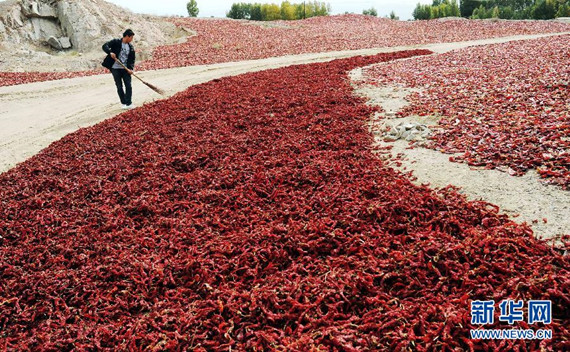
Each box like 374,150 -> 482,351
141,15 -> 570,70
0,70 -> 103,87
361,34 -> 570,188
2,15 -> 570,87
0,50 -> 568,351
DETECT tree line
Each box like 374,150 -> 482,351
413,0 -> 460,20
226,1 -> 331,20
414,0 -> 570,20
189,0 -> 569,21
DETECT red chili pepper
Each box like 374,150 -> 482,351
0,49 -> 567,350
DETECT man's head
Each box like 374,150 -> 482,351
122,29 -> 135,43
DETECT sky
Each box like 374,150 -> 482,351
105,1 -> 433,21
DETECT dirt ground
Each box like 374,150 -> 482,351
1,32 -> 568,239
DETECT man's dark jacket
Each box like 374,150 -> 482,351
101,38 -> 135,70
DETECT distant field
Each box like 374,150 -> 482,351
1,15 -> 569,86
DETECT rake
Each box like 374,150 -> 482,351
114,59 -> 164,95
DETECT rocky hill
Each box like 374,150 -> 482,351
0,0 -> 190,71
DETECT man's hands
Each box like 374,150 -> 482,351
110,53 -> 132,74
110,52 -> 132,74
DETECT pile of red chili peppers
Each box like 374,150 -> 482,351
0,51 -> 568,350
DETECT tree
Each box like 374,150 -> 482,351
472,4 -> 492,19
261,3 -> 281,20
307,1 -> 331,17
227,1 -> 330,21
413,0 -> 459,19
530,0 -> 557,19
250,3 -> 262,20
187,0 -> 199,17
281,1 -> 296,20
556,2 -> 570,17
227,3 -> 251,19
431,5 -> 440,18
413,3 -> 432,20
363,7 -> 378,16
499,6 -> 514,18
460,0 -> 479,17
450,0 -> 461,16
455,0 -> 568,20
389,10 -> 399,20
226,3 -> 242,19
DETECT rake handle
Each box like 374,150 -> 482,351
113,58 -> 143,82
112,57 -> 164,95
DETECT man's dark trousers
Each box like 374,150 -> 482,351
111,68 -> 132,105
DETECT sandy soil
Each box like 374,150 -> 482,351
1,32 -> 568,239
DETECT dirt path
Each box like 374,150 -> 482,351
2,32 -> 568,174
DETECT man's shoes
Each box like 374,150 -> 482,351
122,104 -> 134,110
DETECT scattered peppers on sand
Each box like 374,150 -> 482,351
361,35 -> 570,188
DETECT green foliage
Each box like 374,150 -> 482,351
309,1 -> 332,17
227,1 -> 330,20
281,1 -> 296,20
413,0 -> 460,20
460,0 -> 480,17
413,3 -> 432,19
466,0 -> 568,20
499,6 -> 515,19
251,3 -> 262,20
472,5 -> 486,19
556,2 -> 570,16
472,4 -> 499,19
227,3 -> 251,19
389,10 -> 399,20
186,0 -> 199,17
362,7 -> 378,16
530,0 -> 557,19
262,3 -> 281,20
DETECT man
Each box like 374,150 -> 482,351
102,29 -> 136,109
